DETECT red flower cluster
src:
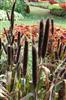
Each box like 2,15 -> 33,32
3,25 -> 66,47
49,26 -> 66,49
14,25 -> 39,41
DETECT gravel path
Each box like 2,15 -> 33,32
30,6 -> 50,16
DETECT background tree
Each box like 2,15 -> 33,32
0,0 -> 29,15
0,0 -> 12,10
16,0 -> 25,14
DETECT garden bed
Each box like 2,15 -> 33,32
1,24 -> 66,44
0,0 -> 66,99
0,18 -> 66,99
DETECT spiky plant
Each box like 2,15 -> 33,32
41,18 -> 50,59
51,19 -> 54,35
38,19 -> 44,59
0,38 -> 1,50
32,45 -> 37,89
23,38 -> 28,77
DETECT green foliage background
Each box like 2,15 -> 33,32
0,0 -> 66,14
57,0 -> 66,3
16,0 -> 27,15
0,0 -> 12,10
0,0 -> 27,15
